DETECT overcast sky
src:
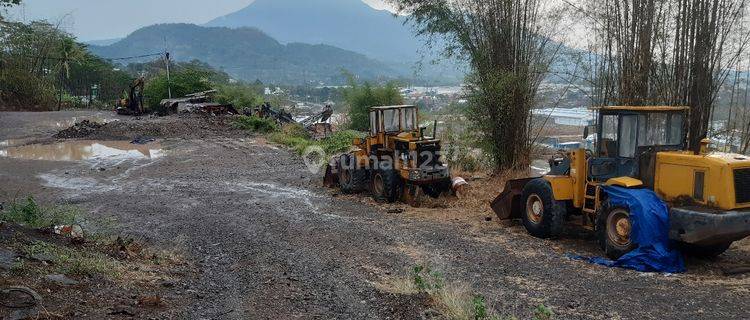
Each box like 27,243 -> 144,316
5,0 -> 395,41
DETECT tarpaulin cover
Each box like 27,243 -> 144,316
575,186 -> 685,273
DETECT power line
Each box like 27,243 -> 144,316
5,51 -> 165,62
106,52 -> 164,61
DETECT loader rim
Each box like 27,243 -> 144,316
607,208 -> 632,247
373,173 -> 385,196
525,194 -> 544,224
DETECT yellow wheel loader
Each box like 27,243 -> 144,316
492,106 -> 750,259
324,105 -> 452,203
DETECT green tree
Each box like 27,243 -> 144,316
344,79 -> 403,131
55,38 -> 85,110
392,0 -> 560,170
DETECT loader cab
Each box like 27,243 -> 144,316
590,106 -> 689,186
369,105 -> 418,136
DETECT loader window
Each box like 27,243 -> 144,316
370,111 -> 377,135
668,113 -> 684,145
619,115 -> 637,158
600,115 -> 618,157
401,108 -> 416,131
383,109 -> 399,132
637,112 -> 684,146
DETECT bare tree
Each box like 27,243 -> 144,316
391,0 -> 562,170
572,0 -> 748,151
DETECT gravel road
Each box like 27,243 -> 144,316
1,111 -> 749,319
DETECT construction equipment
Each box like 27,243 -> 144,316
492,106 -> 750,259
324,105 -> 452,203
115,77 -> 145,116
300,105 -> 334,139
251,102 -> 295,125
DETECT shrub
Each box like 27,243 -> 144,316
269,125 -> 361,159
216,84 -> 263,110
0,70 -> 56,110
232,115 -> 278,133
2,196 -> 80,228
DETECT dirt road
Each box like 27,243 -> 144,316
2,111 -> 750,319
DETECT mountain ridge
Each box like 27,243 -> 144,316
87,23 -> 398,85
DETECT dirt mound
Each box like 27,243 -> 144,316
53,120 -> 105,139
53,114 -> 248,141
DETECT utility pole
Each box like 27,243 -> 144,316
164,38 -> 172,99
165,51 -> 172,99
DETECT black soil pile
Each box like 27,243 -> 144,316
53,120 -> 105,139
53,114 -> 248,141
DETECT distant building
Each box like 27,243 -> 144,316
533,107 -> 594,127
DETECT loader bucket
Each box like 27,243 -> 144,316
323,157 -> 340,188
490,178 -> 535,220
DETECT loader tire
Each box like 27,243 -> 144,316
521,178 -> 565,239
372,169 -> 401,203
339,154 -> 366,194
678,242 -> 732,258
596,200 -> 637,260
422,178 -> 452,198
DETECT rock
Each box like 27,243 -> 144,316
108,306 -> 136,316
0,248 -> 18,270
8,308 -> 39,320
386,208 -> 404,214
1,286 -> 43,308
45,274 -> 79,286
138,295 -> 165,307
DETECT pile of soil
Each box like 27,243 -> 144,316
53,114 -> 248,141
53,120 -> 105,139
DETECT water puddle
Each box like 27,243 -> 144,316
0,140 -> 163,162
0,138 -> 33,148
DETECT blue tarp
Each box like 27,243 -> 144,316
574,186 -> 685,273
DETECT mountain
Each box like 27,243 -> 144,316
205,0 -> 465,83
84,38 -> 123,46
87,24 -> 397,85
206,0 -> 418,62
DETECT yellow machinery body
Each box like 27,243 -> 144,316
491,106 -> 750,254
540,149 -> 750,214
324,105 -> 451,203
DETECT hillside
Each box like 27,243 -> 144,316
206,0 -> 417,62
88,23 -> 397,85
205,0 -> 464,83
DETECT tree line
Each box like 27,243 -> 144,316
392,0 -> 750,169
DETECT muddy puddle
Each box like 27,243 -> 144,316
0,140 -> 163,162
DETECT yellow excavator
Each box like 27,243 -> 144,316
492,106 -> 750,258
116,77 -> 145,116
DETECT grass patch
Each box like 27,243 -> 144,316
232,115 -> 279,133
379,265 -> 553,320
270,123 -> 363,158
1,196 -> 80,228
22,241 -> 123,278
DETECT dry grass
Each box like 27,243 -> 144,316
404,169 -> 529,225
375,265 -> 503,320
